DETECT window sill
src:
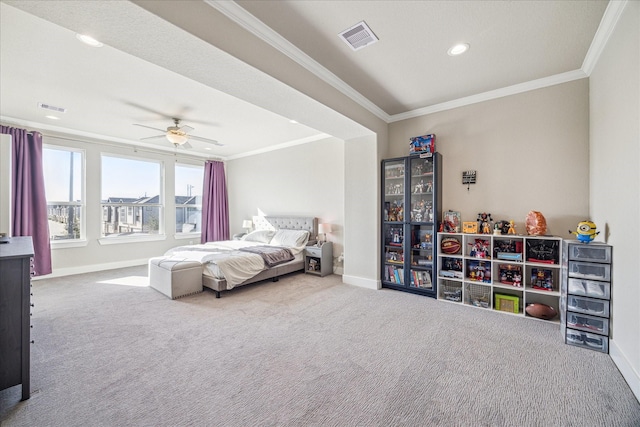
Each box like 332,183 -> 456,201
98,234 -> 167,246
174,232 -> 202,241
50,239 -> 88,249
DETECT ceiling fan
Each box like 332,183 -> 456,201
133,118 -> 223,148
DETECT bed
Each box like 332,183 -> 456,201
163,216 -> 317,297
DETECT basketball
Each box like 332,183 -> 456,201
441,237 -> 461,255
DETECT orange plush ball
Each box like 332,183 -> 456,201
440,237 -> 461,255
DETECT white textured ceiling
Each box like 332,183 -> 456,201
0,0 -> 611,159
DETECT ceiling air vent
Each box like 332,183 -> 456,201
38,102 -> 66,113
339,21 -> 379,51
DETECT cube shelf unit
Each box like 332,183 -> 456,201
436,232 -> 562,322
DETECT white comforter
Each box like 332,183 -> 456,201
164,240 -> 304,289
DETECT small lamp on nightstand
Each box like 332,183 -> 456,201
242,220 -> 253,234
318,223 -> 332,245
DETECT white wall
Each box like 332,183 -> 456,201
389,79 -> 590,236
226,137 -> 345,272
589,0 -> 640,400
343,134 -> 380,289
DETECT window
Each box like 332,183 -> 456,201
175,164 -> 203,234
101,155 -> 162,238
43,146 -> 84,241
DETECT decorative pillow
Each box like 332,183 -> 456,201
270,229 -> 310,247
242,229 -> 275,243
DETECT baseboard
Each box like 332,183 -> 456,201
610,339 -> 640,403
342,274 -> 380,290
34,258 -> 149,280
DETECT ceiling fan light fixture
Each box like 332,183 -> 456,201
166,132 -> 188,145
448,43 -> 469,56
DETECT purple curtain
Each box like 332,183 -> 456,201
1,126 -> 52,276
201,160 -> 229,243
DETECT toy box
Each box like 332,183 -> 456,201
409,134 -> 435,155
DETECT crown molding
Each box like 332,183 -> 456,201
207,1 -> 624,124
0,116 -> 215,159
205,0 -> 391,123
582,0 -> 628,76
389,69 -> 588,122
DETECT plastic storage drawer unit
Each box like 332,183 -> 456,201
568,244 -> 612,263
567,278 -> 610,300
565,328 -> 609,353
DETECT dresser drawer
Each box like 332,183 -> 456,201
565,328 -> 608,353
567,295 -> 610,318
568,244 -> 612,263
566,312 -> 609,335
568,261 -> 610,282
568,278 -> 610,300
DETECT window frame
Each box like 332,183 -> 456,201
174,163 -> 204,239
43,144 -> 87,248
98,153 -> 165,245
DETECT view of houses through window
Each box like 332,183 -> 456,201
43,150 -> 203,240
101,155 -> 162,238
43,146 -> 84,241
175,164 -> 203,234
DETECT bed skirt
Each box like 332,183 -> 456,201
203,259 -> 305,298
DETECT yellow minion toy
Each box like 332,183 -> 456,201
569,220 -> 599,243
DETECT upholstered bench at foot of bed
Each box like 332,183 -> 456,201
148,257 -> 203,299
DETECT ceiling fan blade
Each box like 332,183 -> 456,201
178,125 -> 194,134
181,141 -> 193,149
140,135 -> 167,141
187,134 -> 224,146
133,123 -> 167,133
125,101 -> 175,120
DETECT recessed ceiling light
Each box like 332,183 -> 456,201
204,147 -> 212,150
76,33 -> 103,47
45,115 -> 60,120
448,43 -> 469,56
289,119 -> 298,124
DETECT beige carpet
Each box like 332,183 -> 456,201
1,266 -> 639,426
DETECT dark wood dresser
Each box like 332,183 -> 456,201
0,236 -> 34,400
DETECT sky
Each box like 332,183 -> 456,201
43,148 -> 203,201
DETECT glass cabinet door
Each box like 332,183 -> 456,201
409,156 -> 434,223
409,156 -> 436,292
382,159 -> 406,286
383,159 -> 405,222
409,224 -> 434,290
383,223 -> 405,285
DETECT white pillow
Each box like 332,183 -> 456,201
242,229 -> 275,243
270,229 -> 309,247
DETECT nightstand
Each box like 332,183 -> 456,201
305,242 -> 333,277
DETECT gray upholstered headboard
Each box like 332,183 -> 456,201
252,215 -> 318,238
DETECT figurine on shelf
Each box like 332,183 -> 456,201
508,220 -> 517,235
569,220 -> 599,243
477,212 -> 493,234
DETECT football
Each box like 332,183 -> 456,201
440,237 -> 462,255
525,303 -> 557,320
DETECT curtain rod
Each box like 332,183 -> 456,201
2,122 -> 223,161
